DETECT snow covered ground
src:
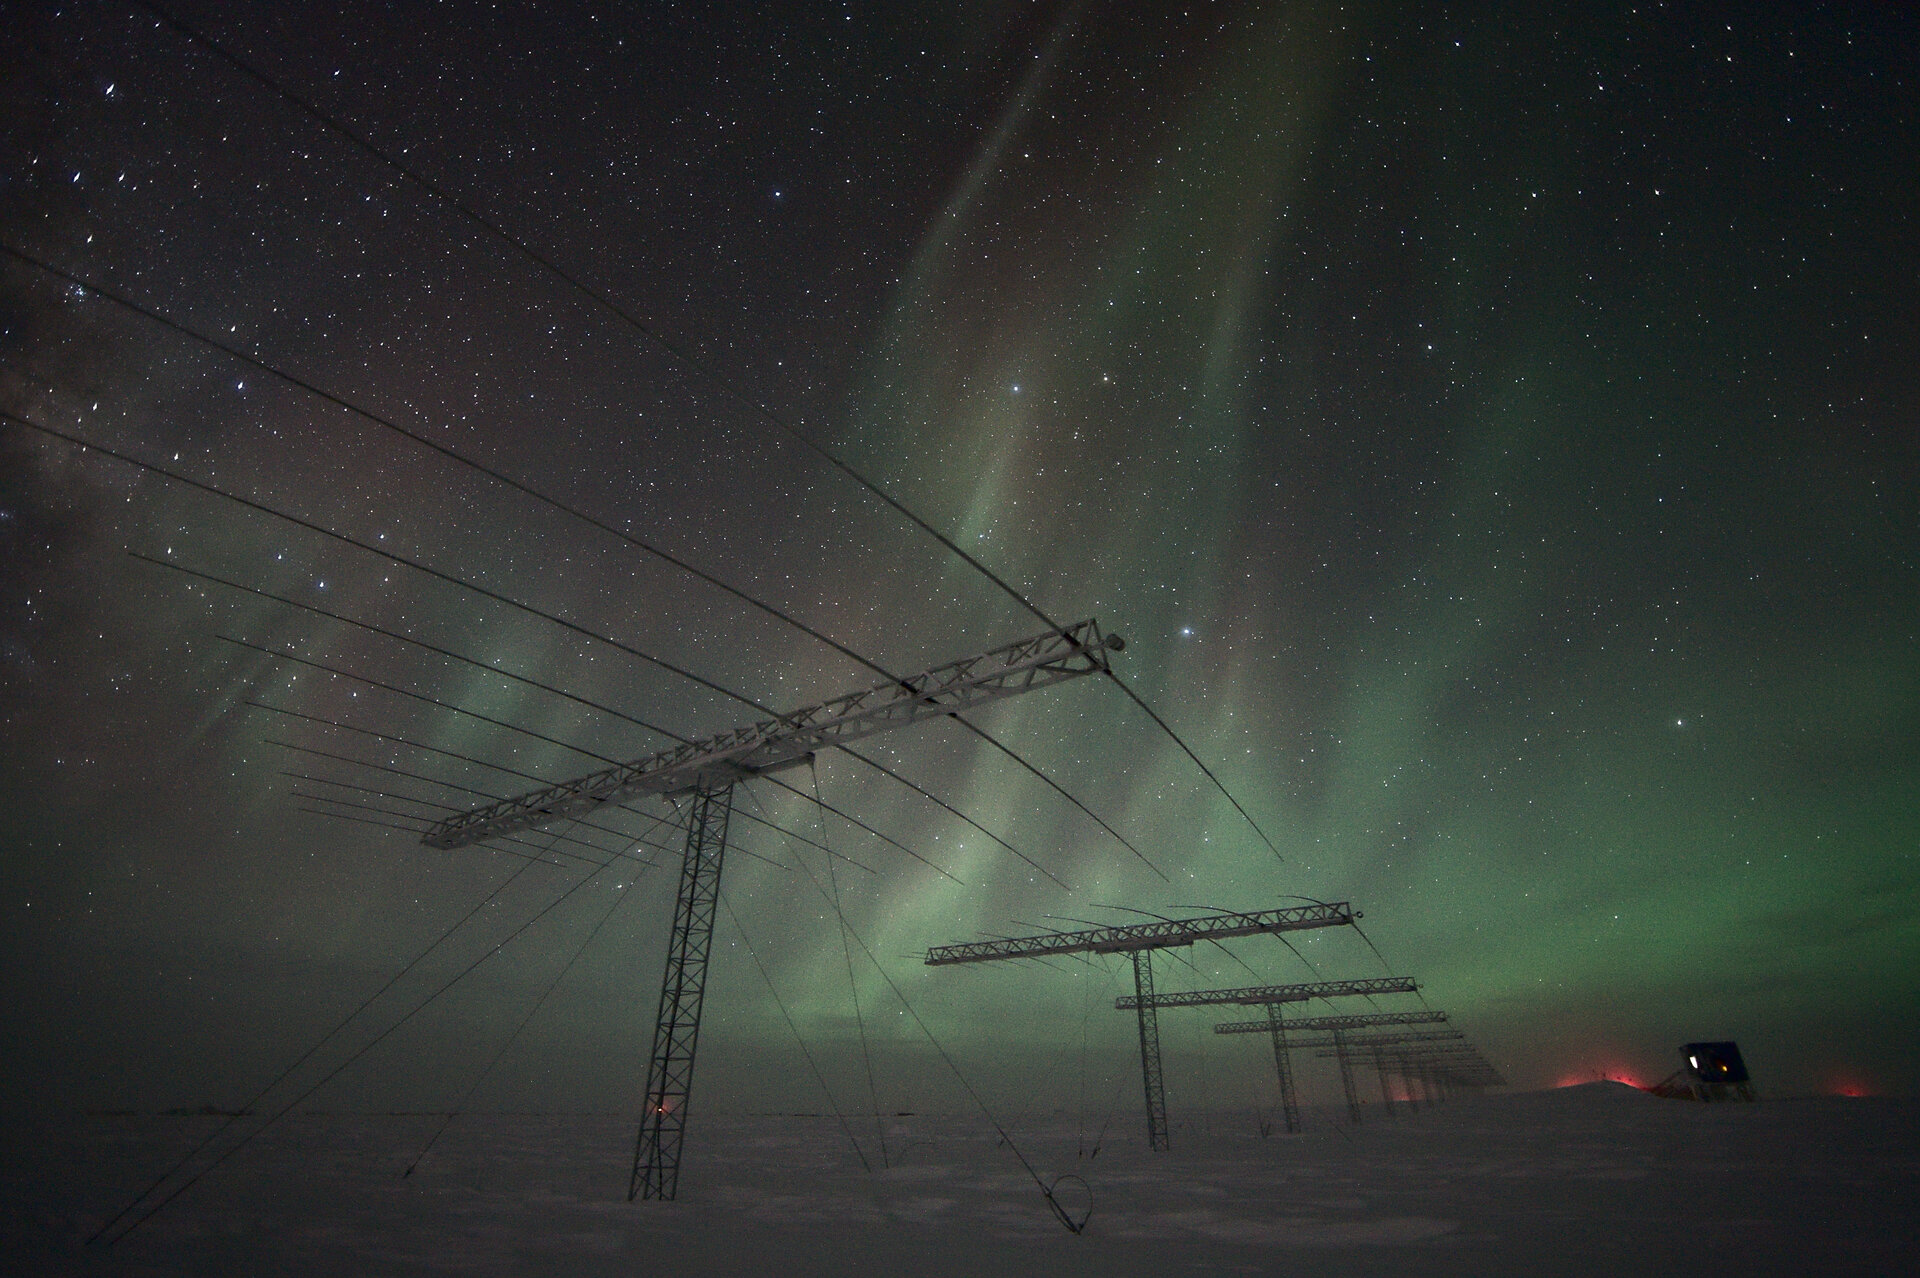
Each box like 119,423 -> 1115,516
9,1083 -> 1916,1275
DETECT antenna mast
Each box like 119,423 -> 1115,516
427,619 -> 1124,1199
927,906 -> 1362,1150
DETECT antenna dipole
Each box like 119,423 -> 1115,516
424,620 -> 1121,850
927,907 -> 1362,1150
1114,975 -> 1416,1010
1212,1010 -> 1448,1034
426,621 -> 1122,1200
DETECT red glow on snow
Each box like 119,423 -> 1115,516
1556,1067 -> 1644,1089
1815,1063 -> 1875,1097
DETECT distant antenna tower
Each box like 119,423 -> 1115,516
1297,1030 -> 1466,1120
1354,1044 -> 1505,1101
1113,976 -> 1418,1134
425,620 -> 1125,1200
927,907 -> 1362,1150
1213,1013 -> 1456,1129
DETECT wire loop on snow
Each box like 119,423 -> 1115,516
1044,1174 -> 1093,1234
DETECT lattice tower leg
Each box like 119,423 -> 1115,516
1333,1028 -> 1363,1126
1131,950 -> 1170,1152
1373,1046 -> 1396,1117
1265,1003 -> 1302,1134
630,783 -> 733,1201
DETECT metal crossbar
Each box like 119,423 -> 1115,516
427,620 -> 1120,849
1115,975 -> 1416,1010
925,903 -> 1355,965
1215,1009 -> 1448,1035
1240,1030 -> 1466,1050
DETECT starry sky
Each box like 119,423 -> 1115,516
2,0 -> 1916,1135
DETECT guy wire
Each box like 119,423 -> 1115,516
810,759 -> 890,1169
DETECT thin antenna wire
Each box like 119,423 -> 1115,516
280,767 -> 470,805
275,750 -> 673,868
715,887 -> 870,1174
0,406 -> 749,710
249,632 -> 887,877
222,633 -> 620,765
100,820 -> 609,1246
247,702 -> 810,870
284,776 -> 669,871
1106,671 -> 1284,862
294,807 -> 615,879
14,19 -> 1279,882
1349,917 -> 1431,1012
780,827 -> 1088,1233
3,232 -> 893,689
10,408 -> 1121,891
1176,900 -> 1326,981
89,835 -> 557,1244
125,0 -> 1060,635
401,826 -> 660,1177
809,761 -> 890,1169
277,770 -> 462,812
134,551 -> 681,742
182,584 -> 917,874
841,746 -> 1063,891
286,788 -> 448,827
953,717 -> 1165,881
22,414 -> 998,882
249,701 -> 557,785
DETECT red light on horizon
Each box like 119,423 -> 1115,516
1555,1067 -> 1644,1089
1822,1069 -> 1872,1098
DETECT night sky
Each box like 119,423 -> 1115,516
3,0 -> 1916,1139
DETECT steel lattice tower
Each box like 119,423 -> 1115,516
1216,1009 -> 1452,1129
1266,1003 -> 1301,1134
1372,1045 -> 1396,1116
1331,1028 -> 1363,1125
1115,975 -> 1413,1143
427,620 -> 1124,1199
927,905 -> 1361,1151
1131,951 -> 1170,1150
630,783 -> 732,1200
